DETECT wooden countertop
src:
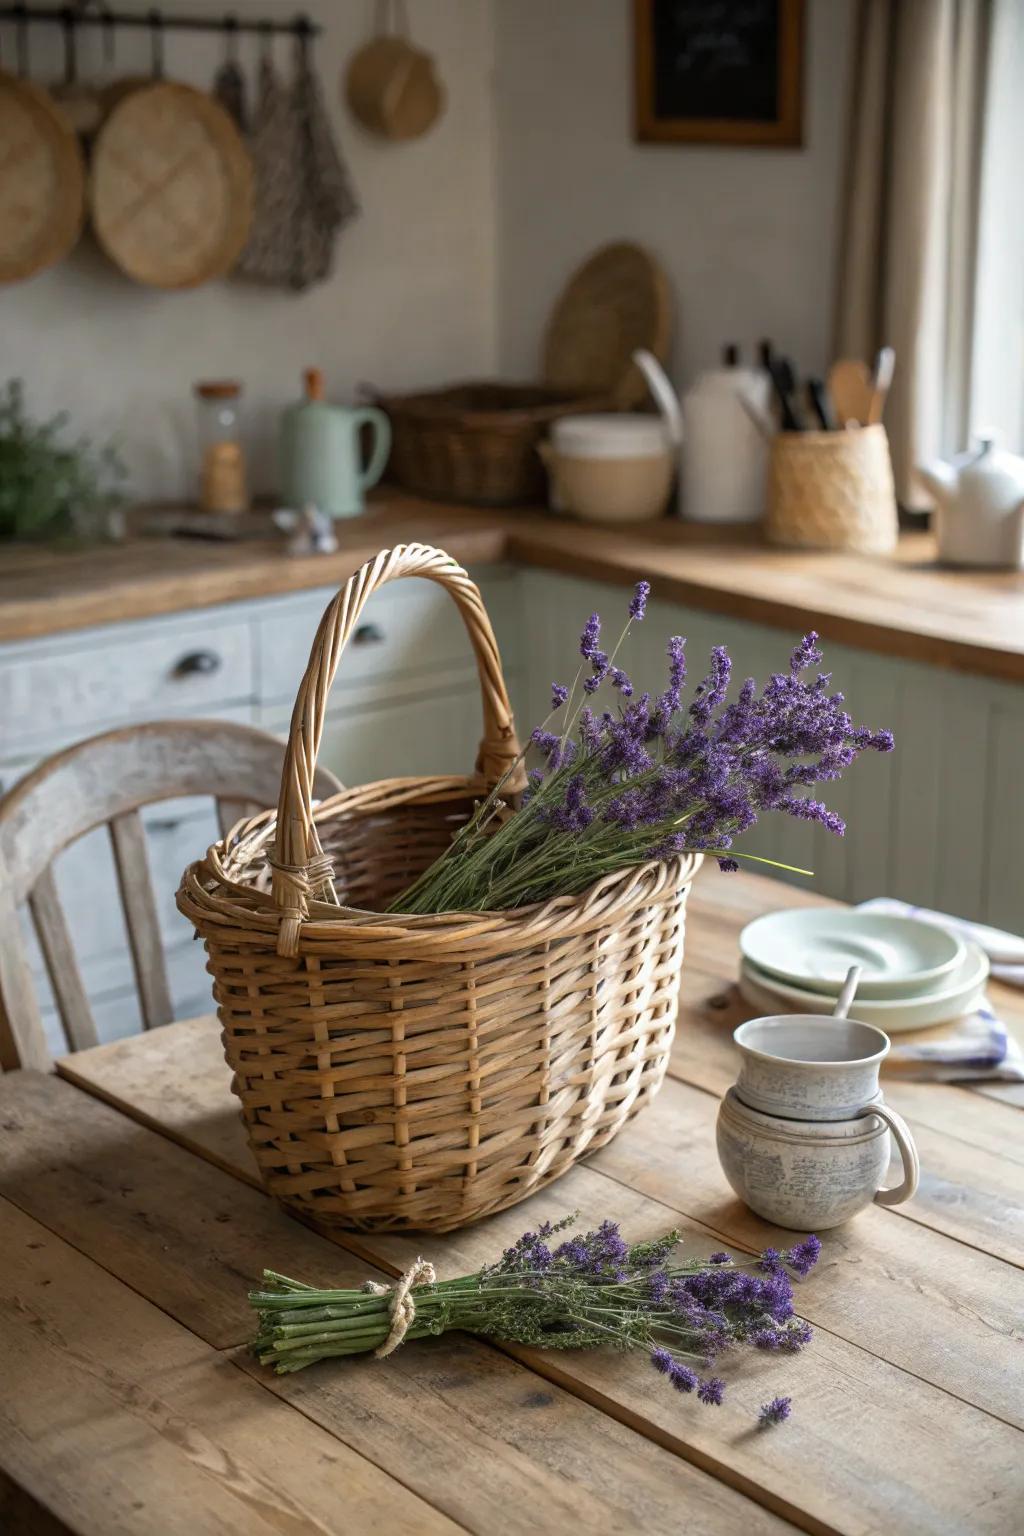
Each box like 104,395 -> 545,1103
1,871 -> 1020,1534
2,489 -> 1023,683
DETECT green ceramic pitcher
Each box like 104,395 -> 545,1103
280,369 -> 391,518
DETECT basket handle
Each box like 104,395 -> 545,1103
271,543 -> 526,956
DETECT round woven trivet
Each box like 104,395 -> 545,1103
543,241 -> 672,408
90,80 -> 253,289
0,72 -> 85,284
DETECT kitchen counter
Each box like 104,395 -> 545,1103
2,489 -> 1022,683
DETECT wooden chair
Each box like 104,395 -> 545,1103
0,719 -> 342,1072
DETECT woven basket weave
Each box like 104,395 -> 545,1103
178,544 -> 698,1233
766,424 -> 898,554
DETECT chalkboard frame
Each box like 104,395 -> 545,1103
633,0 -> 805,147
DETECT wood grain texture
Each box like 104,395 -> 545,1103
2,491 -> 1023,682
109,811 -> 174,1031
0,1198 -> 460,1536
0,1073 -> 790,1536
587,1073 -> 1024,1429
57,1008 -> 1024,1536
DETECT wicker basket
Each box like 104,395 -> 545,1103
373,382 -> 608,507
178,544 -> 698,1233
766,424 -> 898,554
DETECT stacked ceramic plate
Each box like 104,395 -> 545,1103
738,909 -> 989,1033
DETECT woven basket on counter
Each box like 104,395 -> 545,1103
372,382 -> 608,506
178,543 -> 698,1233
766,423 -> 898,554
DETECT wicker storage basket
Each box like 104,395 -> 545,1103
373,382 -> 607,507
178,543 -> 698,1233
766,424 -> 898,554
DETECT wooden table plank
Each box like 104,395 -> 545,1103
0,1073 -> 791,1536
56,1026 -> 1024,1429
588,1074 -> 1024,1430
363,1177 -> 1024,1536
57,1022 -> 1024,1536
0,1197 -> 460,1536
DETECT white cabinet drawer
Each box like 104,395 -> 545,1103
256,570 -> 520,705
0,616 -> 253,749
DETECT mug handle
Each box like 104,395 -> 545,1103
352,406 -> 392,493
858,1103 -> 920,1207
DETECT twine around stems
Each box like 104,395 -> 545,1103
362,1257 -> 437,1358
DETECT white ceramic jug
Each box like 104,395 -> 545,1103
681,347 -> 770,523
917,436 -> 1024,568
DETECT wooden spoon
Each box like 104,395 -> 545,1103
828,358 -> 873,428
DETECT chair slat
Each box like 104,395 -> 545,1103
0,858 -> 53,1070
27,866 -> 98,1055
109,812 -> 174,1032
217,798 -> 252,841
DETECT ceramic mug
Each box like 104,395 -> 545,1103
716,1087 -> 920,1229
733,1014 -> 889,1121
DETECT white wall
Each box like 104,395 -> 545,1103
3,0 -> 857,503
493,0 -> 855,390
1,0 -> 497,501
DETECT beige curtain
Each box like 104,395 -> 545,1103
834,0 -> 991,507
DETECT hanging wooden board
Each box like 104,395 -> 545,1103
90,80 -> 253,290
542,241 -> 672,408
0,72 -> 85,285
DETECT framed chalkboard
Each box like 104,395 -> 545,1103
633,0 -> 804,147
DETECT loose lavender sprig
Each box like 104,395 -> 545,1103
248,1215 -> 819,1422
391,580 -> 894,915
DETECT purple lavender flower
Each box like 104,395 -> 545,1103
580,613 -> 601,660
709,1252 -> 730,1265
759,1396 -> 792,1427
785,1235 -> 822,1276
650,1346 -> 673,1375
610,666 -> 634,697
780,1321 -> 813,1351
670,1361 -> 699,1394
550,683 -> 569,710
629,580 -> 651,621
717,857 -> 739,873
698,1376 -> 726,1406
758,1248 -> 785,1275
790,632 -> 823,674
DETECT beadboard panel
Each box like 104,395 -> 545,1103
521,570 -> 1024,931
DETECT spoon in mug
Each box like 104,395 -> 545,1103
832,965 -> 863,1020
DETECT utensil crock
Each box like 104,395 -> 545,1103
733,1013 -> 890,1121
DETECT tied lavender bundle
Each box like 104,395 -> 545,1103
391,580 -> 894,915
249,1214 -> 820,1423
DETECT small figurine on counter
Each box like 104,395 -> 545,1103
272,503 -> 338,556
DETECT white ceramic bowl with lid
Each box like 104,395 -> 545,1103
544,413 -> 675,523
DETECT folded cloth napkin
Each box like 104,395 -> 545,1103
857,898 -> 1024,1082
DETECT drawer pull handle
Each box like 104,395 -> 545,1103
352,622 -> 385,646
173,650 -> 222,678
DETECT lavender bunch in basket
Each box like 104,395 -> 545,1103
250,1213 -> 819,1423
391,580 -> 893,915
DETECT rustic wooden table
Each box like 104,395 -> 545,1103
1,873 -> 1022,1535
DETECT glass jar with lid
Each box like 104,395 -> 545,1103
194,380 -> 248,514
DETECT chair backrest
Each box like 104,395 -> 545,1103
0,719 -> 342,1071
